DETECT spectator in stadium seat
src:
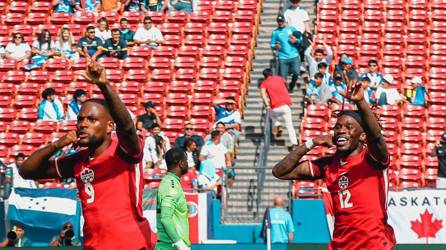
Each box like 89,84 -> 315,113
271,14 -> 301,93
25,29 -> 56,71
284,0 -> 310,34
360,59 -> 383,89
305,72 -> 332,105
0,224 -> 32,247
329,73 -> 347,105
4,153 -> 37,196
200,131 -> 234,188
305,40 -> 333,80
260,68 -> 298,148
406,76 -> 429,107
136,101 -> 161,132
100,0 -> 123,12
147,0 -> 164,11
268,196 -> 294,244
375,74 -> 406,106
119,18 -> 135,47
78,25 -> 104,61
53,0 -> 77,13
183,138 -> 200,170
335,57 -> 358,83
66,89 -> 87,121
75,0 -> 100,12
95,17 -> 112,43
318,62 -> 333,86
54,27 -> 80,61
431,133 -> 446,188
143,124 -> 170,169
124,0 -> 149,12
173,122 -> 204,150
361,77 -> 375,104
37,87 -> 65,121
134,16 -> 163,48
205,122 -> 234,155
213,97 -> 242,138
5,32 -> 31,62
334,53 -> 348,72
102,24 -> 128,60
167,0 -> 193,13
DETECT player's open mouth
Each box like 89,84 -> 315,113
78,132 -> 88,139
335,136 -> 348,146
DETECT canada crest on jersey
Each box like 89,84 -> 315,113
338,174 -> 349,190
80,168 -> 95,184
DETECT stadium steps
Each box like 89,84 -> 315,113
221,0 -> 315,224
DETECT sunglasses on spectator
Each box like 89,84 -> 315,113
368,64 -> 378,67
144,21 -> 152,24
14,36 -> 22,39
185,127 -> 193,130
88,31 -> 95,34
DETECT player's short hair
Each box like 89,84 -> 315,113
368,59 -> 378,66
41,88 -> 56,99
83,98 -> 112,116
211,130 -> 220,140
338,110 -> 366,131
165,148 -> 187,170
262,68 -> 273,78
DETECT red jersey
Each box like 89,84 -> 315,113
311,147 -> 396,250
58,138 -> 152,250
260,76 -> 292,109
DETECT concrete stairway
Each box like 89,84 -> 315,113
222,0 -> 317,224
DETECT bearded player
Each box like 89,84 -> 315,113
272,81 -> 395,249
20,63 -> 152,250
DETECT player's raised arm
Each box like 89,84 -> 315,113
345,80 -> 389,164
81,62 -> 141,156
20,131 -> 78,179
272,135 -> 333,180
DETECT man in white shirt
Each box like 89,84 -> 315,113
284,0 -> 310,34
305,41 -> 333,79
134,16 -> 163,48
143,124 -> 171,169
5,153 -> 37,191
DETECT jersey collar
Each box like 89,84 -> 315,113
167,171 -> 181,181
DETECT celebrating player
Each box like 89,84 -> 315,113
156,148 -> 190,250
19,62 -> 152,250
272,81 -> 396,249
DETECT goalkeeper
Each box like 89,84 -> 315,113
155,148 -> 191,250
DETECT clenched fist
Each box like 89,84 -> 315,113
81,62 -> 109,86
53,131 -> 79,150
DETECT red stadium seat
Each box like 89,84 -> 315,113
33,120 -> 58,134
74,11 -> 95,24
27,70 -> 51,83
58,120 -> 77,132
3,70 -> 26,84
21,132 -> 47,146
13,95 -> 37,108
0,132 -> 20,147
0,95 -> 12,108
26,13 -> 48,25
30,1 -> 52,13
9,145 -> 36,157
17,108 -> 37,122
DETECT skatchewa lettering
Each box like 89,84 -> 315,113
388,196 -> 446,207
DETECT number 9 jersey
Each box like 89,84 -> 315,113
311,147 -> 396,250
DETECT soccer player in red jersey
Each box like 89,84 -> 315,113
273,81 -> 396,249
20,63 -> 152,250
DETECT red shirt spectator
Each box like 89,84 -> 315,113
260,75 -> 292,109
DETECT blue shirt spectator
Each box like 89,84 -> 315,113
75,0 -> 100,12
78,26 -> 103,60
53,0 -> 76,13
125,0 -> 147,12
306,73 -> 333,105
361,60 -> 383,89
269,197 -> 294,244
330,81 -> 347,104
270,24 -> 299,60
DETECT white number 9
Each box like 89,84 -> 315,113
85,183 -> 95,204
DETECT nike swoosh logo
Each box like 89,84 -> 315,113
340,160 -> 347,165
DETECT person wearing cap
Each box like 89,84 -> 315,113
5,32 -> 31,62
271,14 -> 302,93
53,0 -> 77,13
213,97 -> 242,135
273,80 -> 396,250
305,39 -> 333,80
360,59 -> 384,89
102,24 -> 128,60
431,134 -> 446,188
406,76 -> 429,107
306,72 -> 333,105
37,87 -> 65,121
173,122 -> 204,150
334,57 -> 359,83
66,89 -> 87,121
134,16 -> 163,48
78,25 -> 104,61
119,18 -> 135,47
375,74 -> 406,106
137,101 -> 162,132
329,73 -> 347,105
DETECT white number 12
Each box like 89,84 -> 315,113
338,190 -> 353,209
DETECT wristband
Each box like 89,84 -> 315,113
305,139 -> 315,150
